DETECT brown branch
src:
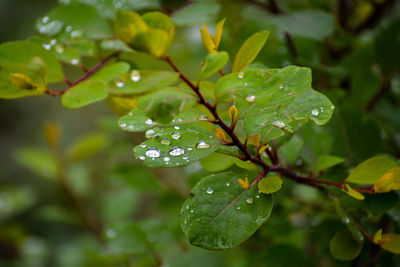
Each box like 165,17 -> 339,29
45,50 -> 121,96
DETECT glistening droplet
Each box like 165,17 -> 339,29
246,95 -> 256,102
169,147 -> 184,156
206,187 -> 214,194
145,148 -> 160,158
130,70 -> 141,82
196,141 -> 210,149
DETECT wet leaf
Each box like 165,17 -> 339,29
258,176 -> 283,194
181,172 -> 273,249
346,156 -> 398,184
329,229 -> 363,261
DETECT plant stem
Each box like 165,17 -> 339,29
45,50 -> 121,96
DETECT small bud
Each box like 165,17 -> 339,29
373,229 -> 383,244
43,122 -> 61,149
238,177 -> 249,189
258,144 -> 269,155
215,128 -> 227,142
228,105 -> 238,122
249,134 -> 260,147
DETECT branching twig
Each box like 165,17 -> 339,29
45,50 -> 121,96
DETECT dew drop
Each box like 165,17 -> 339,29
70,30 -> 83,38
160,138 -> 171,145
145,119 -> 154,125
190,209 -> 194,213
171,132 -> 181,140
196,141 -> 210,149
272,120 -> 286,128
237,206 -> 241,210
246,197 -> 253,204
174,126 -> 180,130
42,17 -> 49,23
71,59 -> 80,65
185,204 -> 189,209
139,156 -> 145,160
145,129 -> 156,138
65,25 -> 73,32
246,95 -> 256,102
238,72 -> 244,79
163,157 -> 170,163
182,156 -> 188,160
55,44 -> 64,54
119,122 -> 127,128
311,109 -> 319,116
226,182 -> 230,187
42,43 -> 52,50
106,229 -> 117,239
187,147 -> 194,151
244,82 -> 248,86
256,195 -> 260,199
130,70 -> 141,82
145,148 -> 160,158
206,187 -> 214,194
169,147 -> 185,156
279,85 -> 284,90
140,143 -> 147,148
198,114 -> 209,121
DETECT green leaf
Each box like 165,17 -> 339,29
181,172 -> 273,249
172,2 -> 221,26
91,62 -> 130,83
199,51 -> 229,80
61,80 -> 107,108
66,132 -> 110,162
216,66 -> 334,142
142,11 -> 175,49
346,156 -> 399,184
199,152 -> 236,172
342,184 -> 365,200
114,10 -> 147,43
137,87 -> 197,124
133,125 -> 220,167
258,176 -> 283,194
39,2 -> 112,39
14,148 -> 57,181
26,56 -> 47,91
232,30 -> 269,73
118,108 -> 153,132
329,230 -> 363,261
108,70 -> 179,95
0,40 -> 63,84
100,39 -> 133,52
278,135 -> 304,164
381,233 -> 400,254
313,155 -> 345,173
272,11 -> 334,41
132,28 -> 169,57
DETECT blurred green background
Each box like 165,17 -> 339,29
1,0 -> 400,266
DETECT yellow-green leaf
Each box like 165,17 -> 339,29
373,229 -> 383,244
373,167 -> 400,193
199,24 -> 216,53
142,11 -> 175,50
114,10 -> 147,43
381,233 -> 400,254
213,18 -> 225,48
342,183 -> 365,200
258,176 -> 283,194
132,28 -> 169,57
346,156 -> 398,184
232,30 -> 269,73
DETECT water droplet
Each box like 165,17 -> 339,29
130,70 -> 141,82
272,120 -> 286,128
145,129 -> 156,138
50,39 -> 57,45
182,156 -> 188,160
106,228 -> 117,239
190,209 -> 194,213
113,78 -> 125,88
42,43 -> 52,50
206,187 -> 214,194
226,182 -> 230,187
171,132 -> 181,140
70,30 -> 83,38
145,148 -> 161,158
343,217 -> 350,224
163,157 -> 170,163
311,109 -> 319,116
120,122 -> 127,128
169,147 -> 185,156
244,82 -> 248,86
198,115 -> 209,121
160,138 -> 171,145
246,95 -> 256,102
256,195 -> 260,198
279,86 -> 284,90
65,25 -> 73,32
71,59 -> 80,65
246,197 -> 253,204
187,147 -> 194,151
55,44 -> 64,54
237,206 -> 241,210
145,119 -> 154,125
185,205 -> 189,209
139,156 -> 145,160
174,126 -> 180,130
196,141 -> 210,149
238,72 -> 244,79
42,17 -> 49,23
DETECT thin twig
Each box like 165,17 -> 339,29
45,50 -> 121,96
